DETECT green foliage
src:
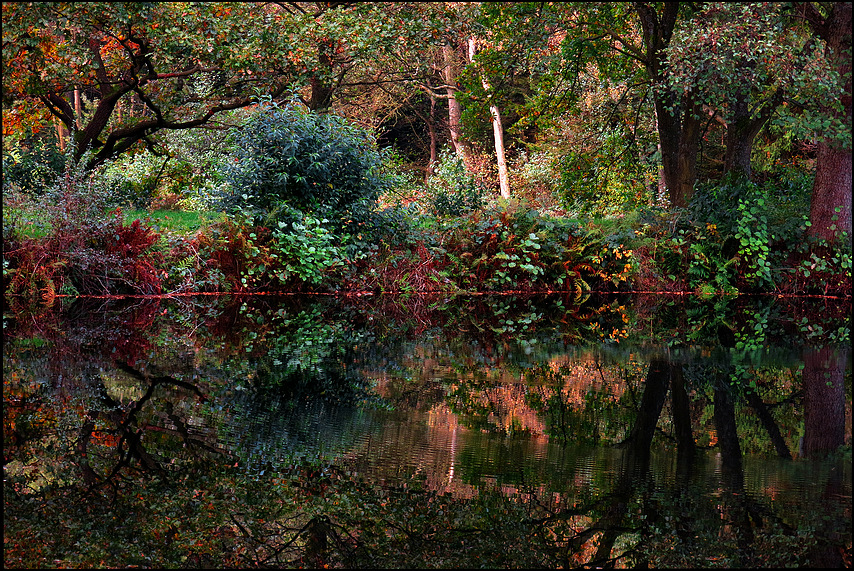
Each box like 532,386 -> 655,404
440,201 -> 598,294
734,195 -> 773,287
1,133 -> 66,196
270,214 -> 347,286
684,176 -> 791,291
556,128 -> 655,216
192,212 -> 350,292
99,152 -> 169,209
665,2 -> 847,148
422,149 -> 485,217
219,100 -> 390,233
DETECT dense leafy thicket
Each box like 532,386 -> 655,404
2,134 -> 66,196
219,101 -> 391,232
423,149 -> 485,217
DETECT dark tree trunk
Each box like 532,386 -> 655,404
428,95 -> 438,178
621,358 -> 671,469
724,87 -> 781,180
799,2 -> 853,244
307,42 -> 335,112
676,97 -> 702,205
802,346 -> 848,458
713,384 -> 756,564
670,363 -> 696,475
809,144 -> 852,244
592,357 -> 671,567
745,389 -> 792,459
724,92 -> 755,179
635,2 -> 702,207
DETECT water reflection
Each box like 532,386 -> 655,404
3,293 -> 851,568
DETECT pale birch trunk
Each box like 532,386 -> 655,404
469,38 -> 510,199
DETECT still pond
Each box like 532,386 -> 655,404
3,292 -> 851,568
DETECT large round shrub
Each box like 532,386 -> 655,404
220,101 -> 390,231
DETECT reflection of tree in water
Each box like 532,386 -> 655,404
219,368 -> 383,472
4,295 -> 851,568
442,352 -> 850,568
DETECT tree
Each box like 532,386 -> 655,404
795,2 -> 852,244
220,100 -> 390,231
631,2 -> 703,207
801,346 -> 848,458
2,2 -> 313,169
466,2 -> 702,207
468,37 -> 511,198
664,3 -> 810,181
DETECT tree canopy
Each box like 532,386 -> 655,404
2,1 -> 851,239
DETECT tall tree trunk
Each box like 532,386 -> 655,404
745,389 -> 792,459
635,2 -> 702,208
469,38 -> 510,198
74,88 -> 83,130
54,116 -> 67,153
723,88 -> 779,180
724,91 -> 754,179
669,364 -> 695,473
713,383 -> 756,564
442,41 -> 470,164
677,96 -> 702,202
428,95 -> 438,179
802,346 -> 847,458
489,105 -> 510,198
799,2 -> 853,244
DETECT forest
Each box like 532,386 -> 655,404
2,1 -> 851,303
2,3 -> 852,569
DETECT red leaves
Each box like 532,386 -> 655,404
106,218 -> 160,259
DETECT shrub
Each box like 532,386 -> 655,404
441,200 -> 599,294
2,134 -> 66,196
423,149 -> 485,217
219,99 -> 390,233
556,128 -> 655,216
269,214 -> 347,286
99,152 -> 166,209
3,152 -> 165,303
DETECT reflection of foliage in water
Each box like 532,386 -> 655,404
3,293 -> 851,568
523,361 -> 641,445
220,392 -> 381,473
207,302 -> 393,470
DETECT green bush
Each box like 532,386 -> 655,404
99,153 -> 166,209
219,99 -> 390,233
556,129 -> 654,216
1,135 -> 66,196
441,201 -> 600,293
423,149 -> 485,217
270,214 -> 347,286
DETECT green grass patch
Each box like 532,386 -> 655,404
3,204 -> 53,239
123,209 -> 226,237
4,204 -> 224,241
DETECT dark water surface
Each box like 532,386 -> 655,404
3,293 -> 851,568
